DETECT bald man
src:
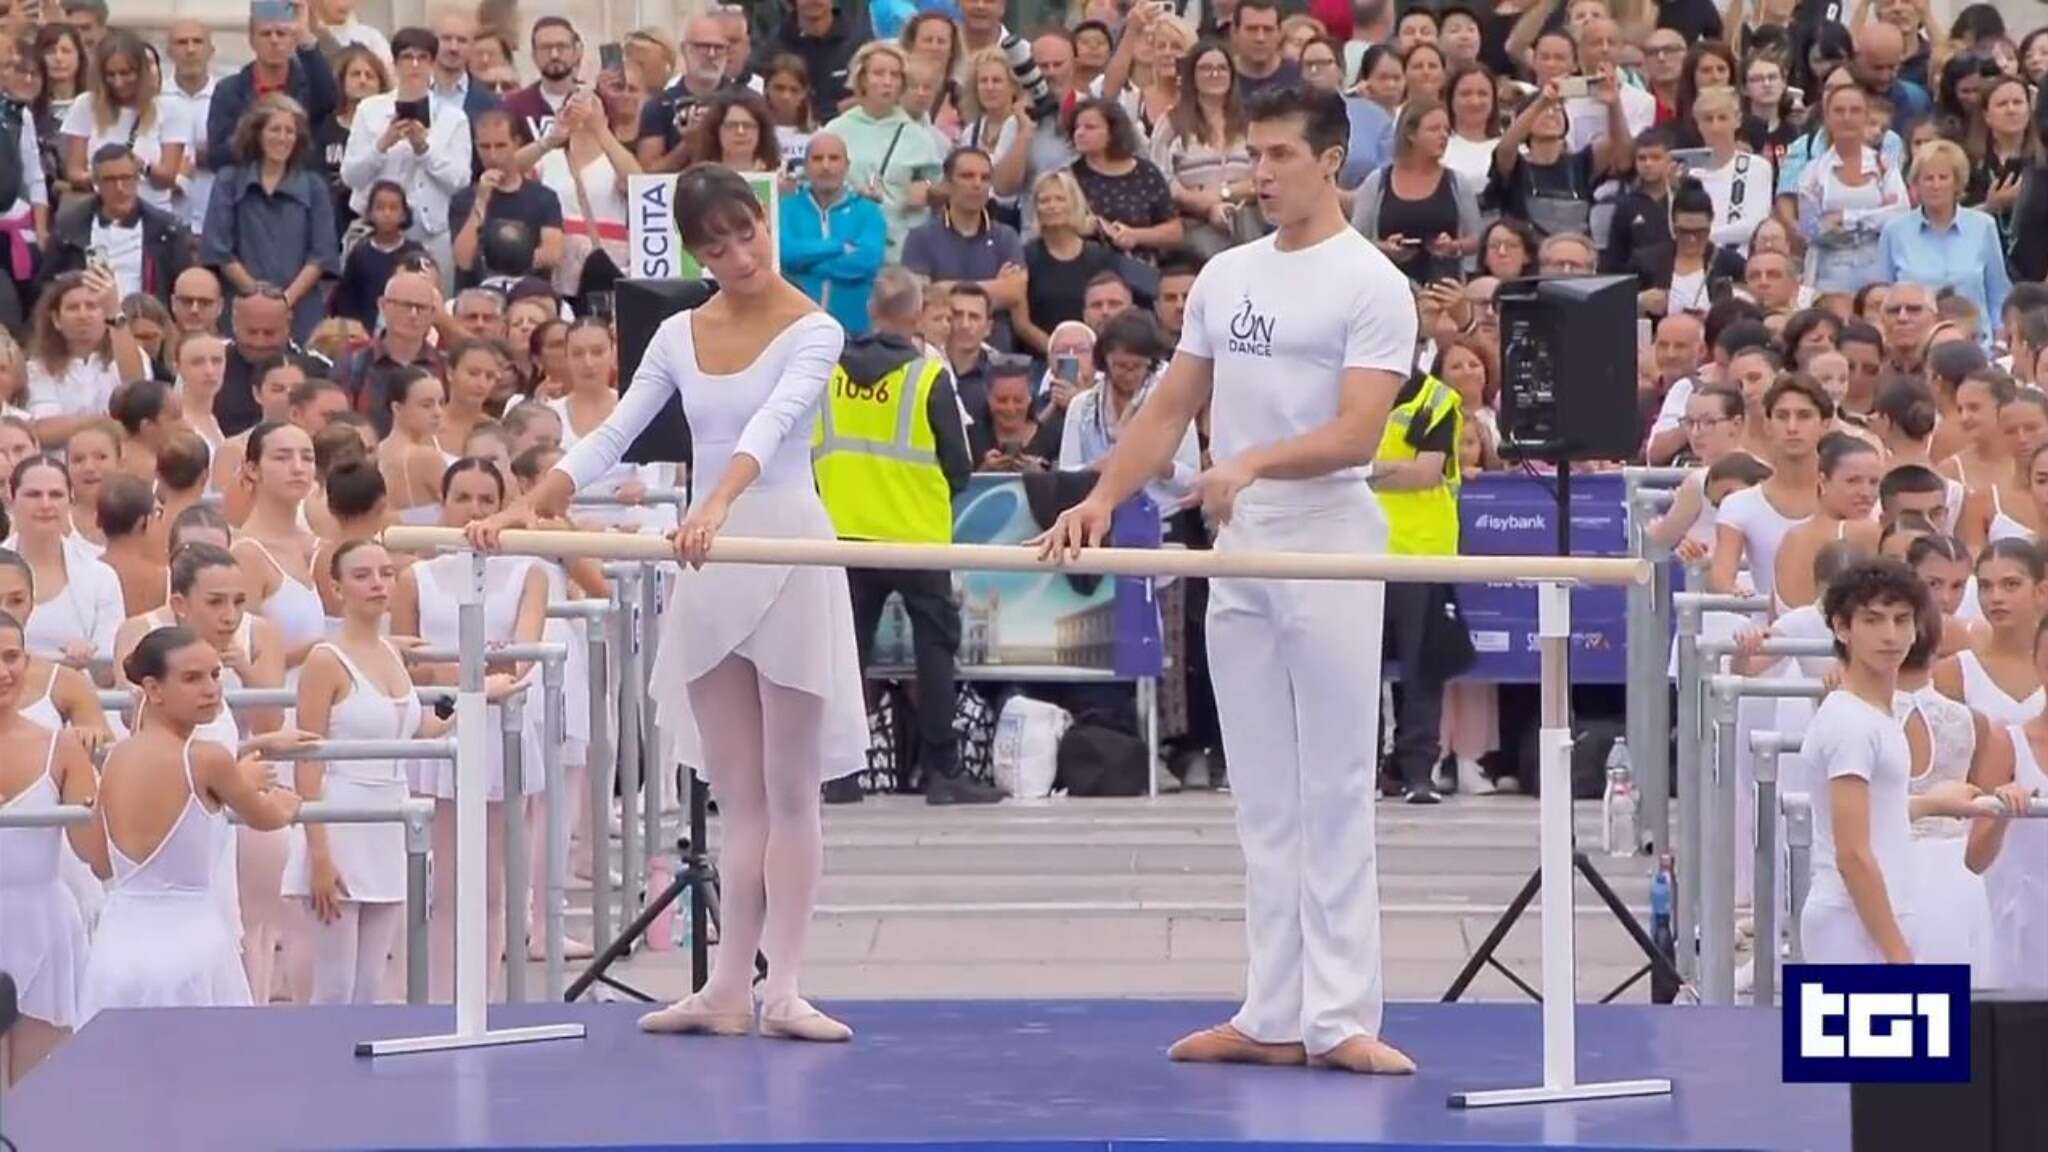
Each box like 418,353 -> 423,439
780,131 -> 887,335
1853,21 -> 1931,126
161,19 -> 218,234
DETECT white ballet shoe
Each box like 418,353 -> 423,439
638,992 -> 754,1036
759,997 -> 853,1043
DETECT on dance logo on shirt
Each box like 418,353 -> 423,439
1228,297 -> 1275,358
1781,964 -> 1971,1083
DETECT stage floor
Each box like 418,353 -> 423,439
6,1000 -> 1844,1152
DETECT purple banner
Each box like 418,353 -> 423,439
1456,471 -> 1629,683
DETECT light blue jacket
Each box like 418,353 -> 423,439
779,184 -> 887,337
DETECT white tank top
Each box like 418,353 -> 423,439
236,539 -> 327,655
1988,487 -> 2036,544
1957,649 -> 2045,727
1898,684 -> 1977,840
1717,485 -> 1809,603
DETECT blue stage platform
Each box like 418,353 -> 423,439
5,1000 -> 1845,1152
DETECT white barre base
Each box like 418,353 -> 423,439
1449,1077 -> 1674,1109
355,1021 -> 588,1058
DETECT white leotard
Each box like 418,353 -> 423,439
1956,650 -> 2045,727
1717,485 -> 1810,604
1987,726 -> 2048,990
1988,487 -> 2035,544
0,733 -> 85,1028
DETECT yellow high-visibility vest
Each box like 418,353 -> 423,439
1374,375 -> 1462,557
812,355 -> 953,544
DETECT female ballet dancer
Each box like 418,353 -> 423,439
0,548 -> 114,753
436,340 -> 503,460
471,164 -> 867,1042
285,539 -> 439,1004
548,321 -> 668,533
79,626 -> 303,1020
0,609 -> 103,1085
64,420 -> 119,553
379,366 -> 453,528
10,455 -> 123,680
1798,558 -> 1933,964
1966,619 -> 2048,990
1933,538 -> 2047,727
1894,536 -> 2002,981
312,458 -> 395,620
1773,431 -> 1882,610
232,421 -> 328,683
393,458 -> 546,1002
1961,436 -> 2048,551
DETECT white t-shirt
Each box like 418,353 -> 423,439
1716,484 -> 1810,603
90,215 -> 144,300
1800,690 -> 1915,937
1689,152 -> 1775,253
1178,226 -> 1416,498
158,76 -> 217,235
59,100 -> 190,211
25,355 -> 122,422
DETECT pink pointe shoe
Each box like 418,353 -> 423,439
637,993 -> 754,1036
759,997 -> 853,1043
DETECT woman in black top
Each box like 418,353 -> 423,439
1352,100 -> 1478,284
1066,97 -> 1182,262
1016,168 -> 1118,356
1964,73 -> 2031,252
317,46 -> 391,236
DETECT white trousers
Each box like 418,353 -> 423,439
1207,487 -> 1389,1056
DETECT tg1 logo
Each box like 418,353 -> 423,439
1781,964 -> 1971,1083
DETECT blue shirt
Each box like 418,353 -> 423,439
1880,205 -> 2011,342
200,163 -> 340,341
1340,97 -> 1395,190
779,185 -> 887,336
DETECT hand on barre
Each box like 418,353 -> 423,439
670,498 -> 730,569
1975,785 -> 2040,818
241,727 -> 317,763
485,671 -> 531,703
466,499 -> 539,553
1032,496 -> 1114,562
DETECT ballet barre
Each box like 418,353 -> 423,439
380,524 -> 1661,1114
1703,674 -> 1827,1005
571,487 -> 687,510
0,798 -> 436,1005
548,598 -> 619,954
92,687 -> 459,713
1669,588 -> 1771,986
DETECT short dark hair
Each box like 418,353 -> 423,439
1694,384 -> 1744,420
529,16 -> 578,48
1879,463 -> 1946,513
1716,319 -> 1775,361
156,429 -> 211,492
389,27 -> 440,60
1242,83 -> 1351,166
1821,557 -> 1935,667
1094,308 -> 1165,369
90,142 -> 136,171
1156,250 -> 1204,281
948,282 -> 992,314
325,457 -> 387,519
1084,269 -> 1131,296
943,146 -> 993,178
1763,373 -> 1832,419
1839,318 -> 1884,351
1068,97 -> 1141,162
670,162 -> 766,251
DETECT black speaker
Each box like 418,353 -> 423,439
1495,274 -> 1640,462
614,278 -> 719,468
1852,993 -> 2048,1152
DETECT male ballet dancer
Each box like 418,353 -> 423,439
1037,85 -> 1417,1074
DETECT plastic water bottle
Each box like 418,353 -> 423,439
1602,740 -> 1636,857
1650,853 -> 1679,1003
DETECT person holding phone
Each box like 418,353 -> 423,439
340,26 -> 471,293
1348,99 -> 1478,284
824,42 -> 945,262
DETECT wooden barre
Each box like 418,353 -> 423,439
380,526 -> 1653,586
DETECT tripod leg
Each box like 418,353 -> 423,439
1443,866 -> 1543,1002
565,869 -> 693,1002
1575,852 -> 1686,993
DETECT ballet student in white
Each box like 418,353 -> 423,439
394,458 -> 546,1003
231,421 -> 330,679
1932,538 -> 2047,727
9,455 -> 124,680
1798,559 -> 1932,965
1965,617 -> 2048,991
286,540 -> 438,1004
1037,86 -> 1417,1075
471,164 -> 868,1044
80,627 -> 304,1021
0,609 -> 104,1086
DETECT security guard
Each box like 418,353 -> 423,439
814,267 -> 1003,805
1368,369 -> 1470,804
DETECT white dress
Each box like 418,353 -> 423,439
283,641 -> 420,904
552,309 -> 867,782
1897,686 -> 1996,982
408,553 -> 544,800
0,733 -> 86,1028
22,670 -> 105,929
1987,726 -> 2048,990
1799,690 -> 1916,964
79,737 -> 254,1021
1955,650 -> 2044,727
238,539 -> 330,678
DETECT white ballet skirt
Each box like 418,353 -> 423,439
553,307 -> 868,786
79,738 -> 254,1021
1987,724 -> 2048,991
0,739 -> 87,1029
283,641 -> 421,904
648,485 -> 869,784
22,671 -> 106,932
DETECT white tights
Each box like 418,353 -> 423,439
238,825 -> 297,1003
689,654 -> 826,1009
429,799 -> 507,1002
301,900 -> 406,1004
